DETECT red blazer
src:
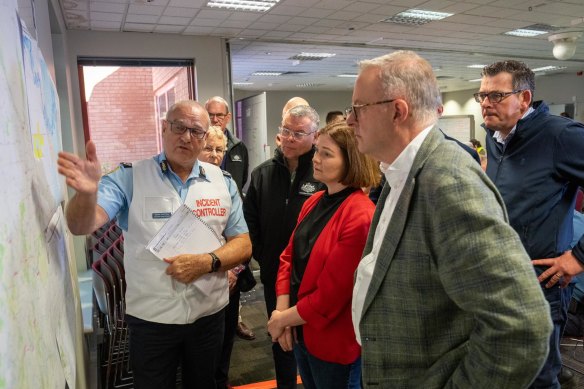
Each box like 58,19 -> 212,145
276,189 -> 375,364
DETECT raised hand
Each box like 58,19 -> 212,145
57,140 -> 102,195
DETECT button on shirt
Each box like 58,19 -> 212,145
352,125 -> 433,345
97,153 -> 247,237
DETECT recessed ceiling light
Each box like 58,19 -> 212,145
504,28 -> 547,37
296,83 -> 324,88
289,52 -> 336,61
337,74 -> 358,78
206,0 -> 279,12
467,64 -> 487,68
381,9 -> 453,26
252,71 -> 282,76
532,66 -> 567,72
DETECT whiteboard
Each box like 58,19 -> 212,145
238,93 -> 268,193
438,115 -> 475,143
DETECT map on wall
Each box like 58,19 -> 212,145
0,2 -> 81,388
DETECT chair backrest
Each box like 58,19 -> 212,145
105,251 -> 125,295
111,237 -> 125,264
91,259 -> 112,317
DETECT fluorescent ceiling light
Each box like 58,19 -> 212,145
467,64 -> 487,68
206,0 -> 279,12
252,71 -> 282,76
504,28 -> 547,37
381,9 -> 453,26
337,74 -> 358,78
233,82 -> 254,85
468,78 -> 482,82
290,52 -> 336,61
296,83 -> 324,88
532,66 -> 567,72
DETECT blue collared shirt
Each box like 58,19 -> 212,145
97,152 -> 247,237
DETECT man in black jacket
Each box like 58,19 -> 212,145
244,103 -> 323,389
205,96 -> 249,192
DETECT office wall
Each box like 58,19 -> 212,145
234,89 -> 352,155
441,87 -> 486,145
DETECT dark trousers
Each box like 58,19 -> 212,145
127,308 -> 225,389
216,290 -> 241,389
294,341 -> 361,389
529,285 -> 572,389
264,281 -> 298,389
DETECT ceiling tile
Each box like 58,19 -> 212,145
125,14 -> 159,23
127,3 -> 165,15
163,7 -> 199,17
90,2 -> 126,13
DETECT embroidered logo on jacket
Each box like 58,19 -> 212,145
231,154 -> 242,162
299,182 -> 317,195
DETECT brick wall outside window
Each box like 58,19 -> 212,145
87,66 -> 191,173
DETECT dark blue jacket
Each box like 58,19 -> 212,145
485,101 -> 584,267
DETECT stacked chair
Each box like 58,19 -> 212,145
89,220 -> 132,388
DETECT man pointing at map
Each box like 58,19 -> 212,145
57,100 -> 251,389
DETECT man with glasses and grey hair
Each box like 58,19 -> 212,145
244,103 -> 324,388
205,96 -> 249,193
477,60 -> 584,388
347,51 -> 552,388
58,100 -> 251,389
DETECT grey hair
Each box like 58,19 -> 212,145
481,60 -> 535,103
359,50 -> 440,126
205,96 -> 230,114
283,105 -> 320,132
205,126 -> 227,148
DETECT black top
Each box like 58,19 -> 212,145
290,187 -> 357,339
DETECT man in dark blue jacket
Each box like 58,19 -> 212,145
477,60 -> 584,388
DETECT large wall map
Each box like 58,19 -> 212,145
0,1 -> 82,388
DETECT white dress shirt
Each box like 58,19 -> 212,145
352,125 -> 433,345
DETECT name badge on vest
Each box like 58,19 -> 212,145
143,196 -> 177,222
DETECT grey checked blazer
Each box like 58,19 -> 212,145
359,127 -> 552,388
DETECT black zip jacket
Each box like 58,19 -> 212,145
243,147 -> 323,285
223,129 -> 249,192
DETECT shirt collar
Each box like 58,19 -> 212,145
156,152 -> 206,181
493,106 -> 534,144
380,125 -> 433,188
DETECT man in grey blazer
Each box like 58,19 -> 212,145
347,50 -> 552,388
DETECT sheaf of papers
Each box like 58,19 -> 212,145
146,204 -> 222,260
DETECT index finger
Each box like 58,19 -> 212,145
531,258 -> 555,267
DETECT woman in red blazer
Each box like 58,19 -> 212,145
268,121 -> 380,388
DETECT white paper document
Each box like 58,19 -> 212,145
146,204 -> 223,259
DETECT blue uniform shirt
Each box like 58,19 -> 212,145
97,153 -> 248,237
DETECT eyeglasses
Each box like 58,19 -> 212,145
203,146 -> 225,155
473,90 -> 523,103
167,120 -> 207,140
208,113 -> 228,119
345,99 -> 395,120
279,127 -> 315,141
